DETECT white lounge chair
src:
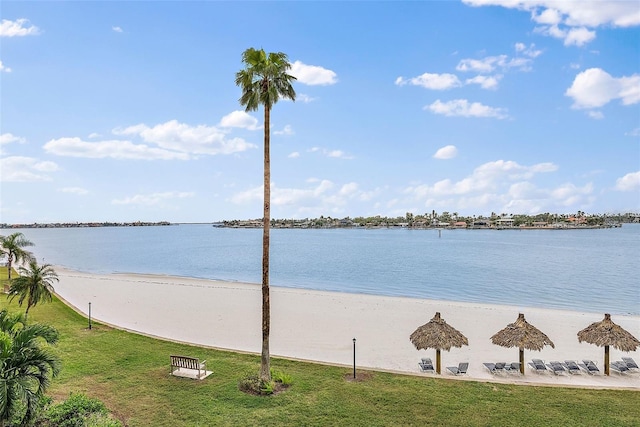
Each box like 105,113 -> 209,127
610,361 -> 630,374
579,360 -> 600,375
446,362 -> 469,375
622,357 -> 639,371
563,360 -> 582,375
546,361 -> 567,375
528,359 -> 548,374
419,358 -> 435,374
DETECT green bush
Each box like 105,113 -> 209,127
238,372 -> 284,395
42,393 -> 122,427
271,370 -> 293,385
260,380 -> 275,395
238,373 -> 262,394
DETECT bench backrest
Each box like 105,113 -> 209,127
171,355 -> 200,370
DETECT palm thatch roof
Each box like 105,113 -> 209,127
577,313 -> 640,352
491,313 -> 555,351
410,312 -> 468,351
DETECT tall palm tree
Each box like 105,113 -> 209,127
235,47 -> 296,382
0,233 -> 34,282
8,261 -> 58,321
0,309 -> 60,426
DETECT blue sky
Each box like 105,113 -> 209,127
1,1 -> 639,223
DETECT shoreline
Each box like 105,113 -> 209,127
51,266 -> 640,389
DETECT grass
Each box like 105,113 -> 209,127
0,273 -> 637,426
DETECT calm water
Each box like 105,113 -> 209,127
9,224 -> 640,315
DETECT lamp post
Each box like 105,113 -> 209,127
353,338 -> 356,379
88,302 -> 92,330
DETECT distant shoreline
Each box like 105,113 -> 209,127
2,222 -> 625,230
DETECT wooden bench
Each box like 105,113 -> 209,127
170,355 -> 209,380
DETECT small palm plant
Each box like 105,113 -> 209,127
8,261 -> 58,321
0,233 -> 34,282
0,309 -> 60,426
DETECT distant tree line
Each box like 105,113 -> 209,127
220,211 -> 638,229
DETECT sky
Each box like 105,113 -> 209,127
1,1 -> 639,223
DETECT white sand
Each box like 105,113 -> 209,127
53,267 -> 640,389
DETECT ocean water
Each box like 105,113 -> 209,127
8,224 -> 640,315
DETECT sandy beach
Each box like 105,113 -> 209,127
52,267 -> 639,389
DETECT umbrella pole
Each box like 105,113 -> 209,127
519,347 -> 524,375
436,349 -> 441,374
604,345 -> 609,376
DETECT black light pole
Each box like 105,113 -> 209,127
352,338 -> 356,379
88,302 -> 92,330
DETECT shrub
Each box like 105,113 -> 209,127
42,393 -> 122,427
271,370 -> 293,385
238,373 -> 262,395
260,380 -> 276,395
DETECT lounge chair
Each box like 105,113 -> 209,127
494,362 -> 507,374
610,361 -> 630,374
446,362 -> 469,375
563,360 -> 582,375
483,363 -> 497,374
419,358 -> 435,374
507,362 -> 522,374
622,357 -> 639,371
579,360 -> 600,375
546,361 -> 567,375
528,359 -> 548,374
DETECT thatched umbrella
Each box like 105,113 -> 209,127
410,311 -> 468,374
577,313 -> 640,376
491,313 -> 554,375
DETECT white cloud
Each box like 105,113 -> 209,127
288,152 -> 300,158
515,42 -> 543,58
563,27 -> 597,46
456,55 -> 532,73
308,147 -> 353,159
550,182 -> 594,206
274,125 -> 294,136
112,191 -> 195,206
113,119 -> 256,155
615,171 -> 640,192
297,94 -> 317,103
426,99 -> 508,119
0,156 -> 59,182
465,75 -> 502,90
395,73 -> 461,90
112,26 -> 123,33
565,68 -> 640,109
626,128 -> 640,137
535,25 -> 596,46
0,60 -> 11,73
0,18 -> 40,37
48,120 -> 254,160
58,187 -> 89,195
463,0 -> 639,46
44,137 -> 191,160
400,159 -> 599,214
0,133 -> 26,145
218,110 -> 260,130
587,111 -> 604,120
290,60 -> 337,86
230,180 -> 369,216
433,145 -> 458,159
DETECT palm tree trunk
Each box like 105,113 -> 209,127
260,105 -> 271,382
7,255 -> 13,281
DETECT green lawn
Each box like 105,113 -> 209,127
0,289 -> 638,426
